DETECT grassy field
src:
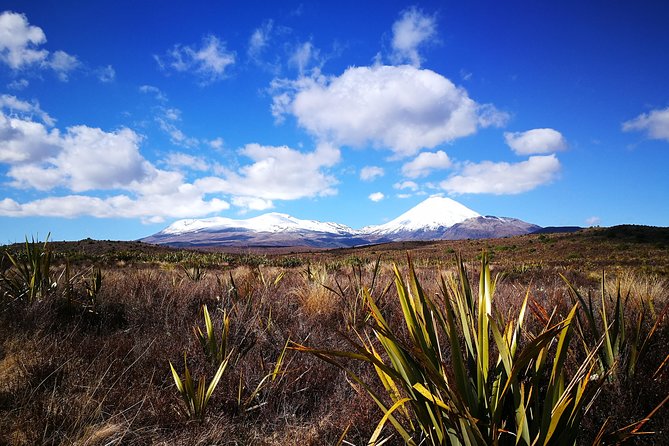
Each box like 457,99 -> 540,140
1,226 -> 668,445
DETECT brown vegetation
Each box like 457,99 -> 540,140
0,227 -> 668,444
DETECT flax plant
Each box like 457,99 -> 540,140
1,234 -> 55,304
562,272 -> 669,381
84,267 -> 102,311
169,352 -> 229,421
194,304 -> 230,367
182,264 -> 206,282
294,253 -> 608,445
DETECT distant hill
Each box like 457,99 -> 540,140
532,226 -> 583,234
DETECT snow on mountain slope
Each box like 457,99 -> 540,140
161,212 -> 356,235
363,196 -> 480,235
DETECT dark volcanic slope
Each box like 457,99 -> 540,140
441,216 -> 542,240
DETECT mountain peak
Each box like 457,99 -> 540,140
364,195 -> 480,234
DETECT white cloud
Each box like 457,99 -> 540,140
504,128 -> 567,155
156,114 -> 199,148
393,180 -> 419,191
440,154 -> 561,195
232,196 -> 274,211
368,192 -> 385,202
0,192 -> 229,223
391,7 -> 437,67
7,79 -> 29,90
622,106 -> 669,142
586,216 -> 601,226
0,12 -> 81,81
290,41 -> 319,75
209,137 -> 224,150
156,35 -> 235,84
0,112 -> 232,221
478,103 -> 511,128
402,150 -> 451,178
138,87 -> 200,148
360,165 -> 384,181
273,65 -> 505,157
248,20 -> 273,60
139,85 -> 167,102
164,152 -> 209,172
196,142 -> 340,201
0,94 -> 55,126
48,50 -> 79,81
0,112 -> 60,163
97,65 -> 116,83
7,125 -> 149,192
0,11 -> 48,69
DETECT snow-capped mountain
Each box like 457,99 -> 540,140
143,212 -> 366,248
363,196 -> 480,240
162,213 -> 356,236
142,196 -> 541,248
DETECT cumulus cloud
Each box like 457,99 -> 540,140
273,65 -> 507,157
0,11 -> 80,80
360,165 -> 384,181
402,150 -> 451,178
196,143 -> 340,200
0,112 -> 60,163
391,7 -> 437,66
0,111 -> 234,222
440,154 -> 561,195
622,106 -> 669,142
156,35 -> 235,84
7,101 -> 352,221
0,91 -> 340,220
368,192 -> 385,202
0,11 -> 47,69
504,128 -> 567,155
5,123 -> 149,192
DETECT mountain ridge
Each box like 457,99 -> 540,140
142,196 -> 542,248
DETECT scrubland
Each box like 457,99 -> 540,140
1,226 -> 668,445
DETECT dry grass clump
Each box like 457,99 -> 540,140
290,263 -> 339,319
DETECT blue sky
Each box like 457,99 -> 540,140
0,1 -> 668,242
